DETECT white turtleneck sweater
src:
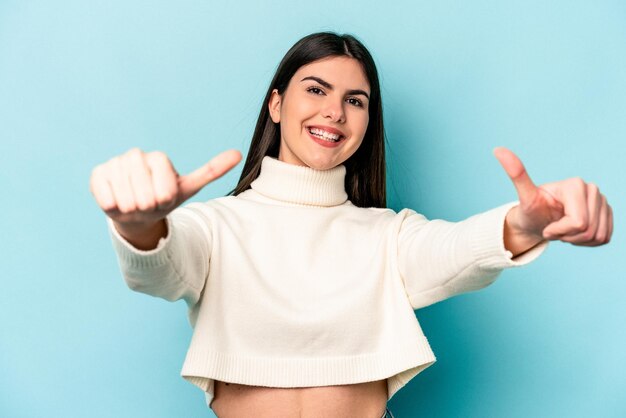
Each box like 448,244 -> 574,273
107,156 -> 548,408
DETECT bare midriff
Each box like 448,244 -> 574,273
210,379 -> 388,418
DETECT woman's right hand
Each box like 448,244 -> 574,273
89,147 -> 242,248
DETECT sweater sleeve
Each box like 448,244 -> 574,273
397,201 -> 548,310
106,203 -> 212,308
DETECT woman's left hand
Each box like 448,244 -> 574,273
494,147 -> 613,251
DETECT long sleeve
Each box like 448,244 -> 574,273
397,201 -> 548,310
107,203 -> 213,308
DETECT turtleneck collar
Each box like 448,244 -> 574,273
249,156 -> 348,207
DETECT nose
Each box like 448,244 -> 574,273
321,99 -> 345,123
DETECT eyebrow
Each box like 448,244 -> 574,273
300,76 -> 370,100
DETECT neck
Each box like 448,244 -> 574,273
249,156 -> 348,207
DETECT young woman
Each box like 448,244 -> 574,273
90,32 -> 612,418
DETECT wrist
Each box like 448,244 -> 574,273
112,218 -> 168,251
504,206 -> 545,257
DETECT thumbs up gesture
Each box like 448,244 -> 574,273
494,147 -> 613,255
89,148 -> 242,248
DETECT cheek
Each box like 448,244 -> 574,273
350,115 -> 369,150
284,95 -> 316,124
355,113 -> 369,137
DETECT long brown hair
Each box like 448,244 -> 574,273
228,32 -> 387,208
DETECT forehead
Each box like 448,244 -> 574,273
293,56 -> 370,92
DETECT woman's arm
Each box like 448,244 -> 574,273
397,202 -> 548,310
398,147 -> 612,310
107,204 -> 212,308
90,147 -> 242,307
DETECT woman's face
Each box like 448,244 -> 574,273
269,56 -> 370,170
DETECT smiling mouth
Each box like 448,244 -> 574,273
306,127 -> 345,143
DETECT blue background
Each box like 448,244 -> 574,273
1,1 -> 624,417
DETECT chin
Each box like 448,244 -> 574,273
303,157 -> 342,171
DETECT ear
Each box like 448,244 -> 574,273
268,89 -> 281,123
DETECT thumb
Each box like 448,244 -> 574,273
493,147 -> 538,204
177,149 -> 242,202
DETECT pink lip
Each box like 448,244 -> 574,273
306,127 -> 346,148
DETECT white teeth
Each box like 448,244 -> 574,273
308,127 -> 342,142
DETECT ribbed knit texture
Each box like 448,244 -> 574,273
107,155 -> 548,409
250,156 -> 348,206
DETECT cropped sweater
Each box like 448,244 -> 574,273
107,155 -> 548,408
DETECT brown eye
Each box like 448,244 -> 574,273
347,97 -> 363,107
306,87 -> 324,95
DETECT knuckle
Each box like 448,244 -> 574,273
149,150 -> 169,164
127,147 -> 143,156
572,218 -> 588,232
158,191 -> 176,203
91,164 -> 102,177
136,200 -> 156,212
155,185 -> 178,203
103,203 -> 120,214
111,155 -> 123,168
91,165 -> 108,185
156,193 -> 176,208
570,176 -> 585,189
582,230 -> 595,241
118,204 -> 137,214
152,150 -> 167,159
123,148 -> 142,164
